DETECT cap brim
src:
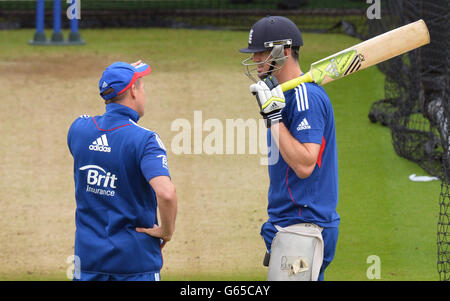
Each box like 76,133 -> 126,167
116,63 -> 151,95
239,47 -> 268,53
134,63 -> 151,77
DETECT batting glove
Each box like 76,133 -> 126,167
250,76 -> 286,128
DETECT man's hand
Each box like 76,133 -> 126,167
136,225 -> 172,249
250,75 -> 286,128
136,176 -> 177,249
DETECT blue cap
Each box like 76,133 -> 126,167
99,62 -> 151,100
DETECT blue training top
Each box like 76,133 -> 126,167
261,82 -> 340,249
67,103 -> 170,275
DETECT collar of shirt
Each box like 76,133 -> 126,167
105,103 -> 140,123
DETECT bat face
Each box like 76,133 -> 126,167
310,49 -> 364,85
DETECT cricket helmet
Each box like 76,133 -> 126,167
240,16 -> 303,82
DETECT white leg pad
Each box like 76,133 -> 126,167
267,223 -> 324,281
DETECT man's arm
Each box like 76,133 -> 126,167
271,122 -> 321,179
249,76 -> 321,178
136,176 -> 178,248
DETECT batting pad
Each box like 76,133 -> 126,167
268,223 -> 324,281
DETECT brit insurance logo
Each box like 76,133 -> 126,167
89,134 -> 111,152
79,165 -> 118,197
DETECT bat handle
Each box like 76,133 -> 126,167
281,72 -> 314,92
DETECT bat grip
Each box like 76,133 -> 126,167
281,72 -> 313,92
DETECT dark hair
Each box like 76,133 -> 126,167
104,78 -> 142,104
104,89 -> 128,104
291,46 -> 300,62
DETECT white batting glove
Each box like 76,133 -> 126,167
250,76 -> 286,128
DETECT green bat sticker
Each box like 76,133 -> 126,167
311,49 -> 359,85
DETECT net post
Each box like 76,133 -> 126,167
30,0 -> 47,44
51,0 -> 64,43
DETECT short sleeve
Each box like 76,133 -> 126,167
140,133 -> 171,182
285,83 -> 327,145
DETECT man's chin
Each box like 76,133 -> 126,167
258,73 -> 268,80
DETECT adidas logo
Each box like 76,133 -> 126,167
101,81 -> 108,89
296,118 -> 311,131
89,134 -> 111,152
269,102 -> 279,110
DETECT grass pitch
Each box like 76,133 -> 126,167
0,28 -> 441,281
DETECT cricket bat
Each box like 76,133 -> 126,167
281,19 -> 430,92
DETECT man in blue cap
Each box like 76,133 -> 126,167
240,16 -> 340,281
67,60 -> 178,281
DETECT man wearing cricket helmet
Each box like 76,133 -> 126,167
240,16 -> 340,281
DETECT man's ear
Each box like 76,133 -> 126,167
284,47 -> 291,57
130,84 -> 137,99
